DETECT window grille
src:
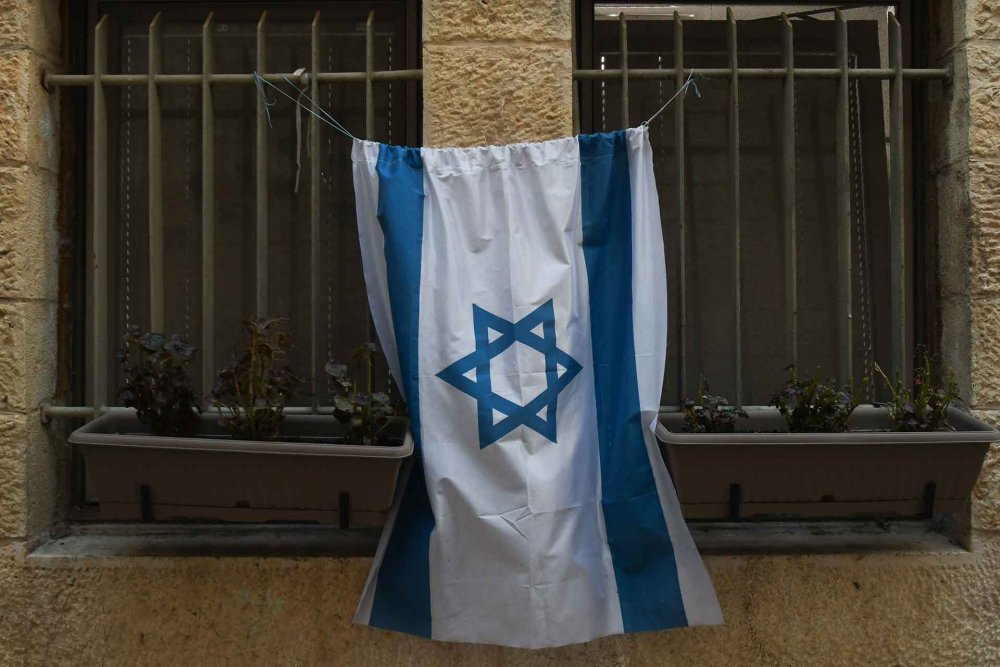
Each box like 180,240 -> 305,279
41,4 -> 947,420
573,5 -> 947,406
44,7 -> 420,420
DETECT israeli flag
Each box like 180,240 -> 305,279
352,127 -> 722,648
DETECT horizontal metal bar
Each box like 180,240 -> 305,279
44,70 -> 423,87
572,67 -> 948,80
46,66 -> 944,88
45,405 -> 353,420
44,67 -> 944,89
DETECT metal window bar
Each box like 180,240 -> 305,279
43,9 -> 420,421
572,10 -> 945,407
42,8 -> 945,420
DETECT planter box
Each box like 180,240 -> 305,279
70,411 -> 413,526
656,405 -> 996,521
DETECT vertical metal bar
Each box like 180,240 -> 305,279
364,11 -> 375,348
310,12 -> 322,410
201,13 -> 215,396
619,13 -> 629,127
888,13 -> 906,382
571,0 -> 580,135
727,8 -> 742,406
255,11 -> 269,317
93,15 -> 109,415
835,10 -> 853,383
365,12 -> 375,140
148,13 -> 164,332
674,12 -> 687,400
782,14 -> 798,369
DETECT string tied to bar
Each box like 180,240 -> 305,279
252,71 -> 356,141
642,70 -> 701,128
288,67 -> 308,194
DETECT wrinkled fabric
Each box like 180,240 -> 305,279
352,127 -> 721,649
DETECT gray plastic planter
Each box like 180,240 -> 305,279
70,411 -> 413,526
656,405 -> 996,521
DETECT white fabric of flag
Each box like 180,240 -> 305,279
351,126 -> 722,649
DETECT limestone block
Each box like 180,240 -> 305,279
928,46 -> 969,171
976,445 -> 1000,531
970,297 -> 1000,406
969,161 -> 1000,296
24,416 -> 60,537
0,166 -> 58,301
424,44 -> 573,147
970,413 -> 1000,532
935,162 -> 971,299
0,414 -> 29,538
0,49 -> 58,171
0,0 -> 60,57
744,541 -> 1000,666
0,539 -> 998,665
940,294 -> 972,402
0,299 -> 57,413
968,43 -> 1000,161
971,0 -> 1000,39
424,0 -> 571,43
0,544 -> 27,665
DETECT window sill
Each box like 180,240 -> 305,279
24,519 -> 968,565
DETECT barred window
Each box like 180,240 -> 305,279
75,1 -> 419,409
577,2 -> 925,406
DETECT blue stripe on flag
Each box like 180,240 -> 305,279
579,131 -> 688,632
368,144 -> 434,638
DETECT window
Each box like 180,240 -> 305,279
67,1 -> 419,408
575,2 -> 930,406
58,0 -> 421,511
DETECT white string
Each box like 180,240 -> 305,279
252,71 -> 356,141
642,70 -> 701,127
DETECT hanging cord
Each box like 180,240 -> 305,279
287,67 -> 307,194
642,70 -> 701,127
252,71 -> 356,141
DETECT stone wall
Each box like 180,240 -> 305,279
1,1 -> 998,665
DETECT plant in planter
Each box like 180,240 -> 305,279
656,363 -> 993,522
769,365 -> 867,433
875,348 -> 959,432
682,377 -> 748,433
326,342 -> 405,445
116,326 -> 199,436
72,319 -> 414,526
210,317 -> 303,441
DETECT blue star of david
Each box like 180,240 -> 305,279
436,299 -> 582,448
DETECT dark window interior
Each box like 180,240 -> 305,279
85,1 -> 419,407
579,3 -> 918,406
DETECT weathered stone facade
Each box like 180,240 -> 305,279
0,1 -> 998,664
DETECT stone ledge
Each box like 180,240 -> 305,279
24,520 -> 967,563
